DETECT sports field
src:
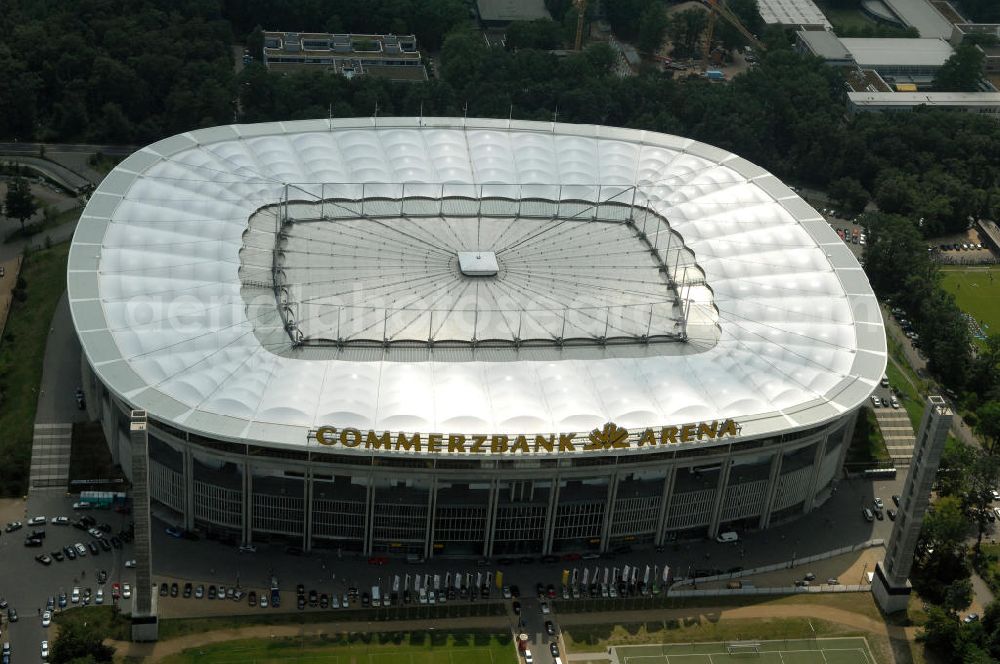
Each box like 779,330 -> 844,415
940,266 -> 1000,336
613,637 -> 876,664
161,633 -> 518,664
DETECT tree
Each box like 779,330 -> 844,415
924,496 -> 970,555
440,30 -> 490,88
506,19 -> 562,51
919,605 -> 961,658
944,577 -> 974,614
667,8 -> 709,58
934,44 -> 986,92
828,177 -> 869,216
4,177 -> 37,231
975,401 -> 1000,454
247,25 -> 265,61
49,620 -> 113,664
637,3 -> 669,55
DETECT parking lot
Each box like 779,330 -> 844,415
0,491 -> 136,663
0,467 -> 940,663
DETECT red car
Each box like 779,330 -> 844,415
111,583 -> 120,600
367,556 -> 389,566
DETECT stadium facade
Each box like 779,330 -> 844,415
69,118 -> 886,556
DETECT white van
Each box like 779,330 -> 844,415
716,531 -> 739,543
371,585 -> 381,607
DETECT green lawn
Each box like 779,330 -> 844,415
845,407 -> 890,465
821,6 -> 875,31
940,266 -> 1000,337
161,632 -> 517,664
0,242 -> 69,494
885,335 -> 928,430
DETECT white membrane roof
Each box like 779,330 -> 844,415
68,118 -> 886,452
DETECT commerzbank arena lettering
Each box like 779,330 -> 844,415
309,419 -> 740,455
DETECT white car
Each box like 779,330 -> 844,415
890,397 -> 900,409
72,501 -> 92,510
125,559 -> 136,568
41,640 -> 49,659
74,542 -> 87,556
991,489 -> 999,501
95,588 -> 104,605
524,649 -> 533,664
122,584 -> 132,599
88,527 -> 104,539
874,497 -> 885,510
27,516 -> 46,526
870,395 -> 881,407
41,611 -> 51,627
50,517 -> 69,526
71,587 -> 80,604
540,602 -> 550,614
259,594 -> 268,608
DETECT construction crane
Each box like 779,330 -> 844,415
701,0 -> 765,63
574,0 -> 587,51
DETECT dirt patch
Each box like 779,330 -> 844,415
0,497 -> 28,523
0,256 -> 22,339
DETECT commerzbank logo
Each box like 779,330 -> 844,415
584,422 -> 630,451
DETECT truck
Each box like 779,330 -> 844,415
705,70 -> 725,81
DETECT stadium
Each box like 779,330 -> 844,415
68,118 -> 886,557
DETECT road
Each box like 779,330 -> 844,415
0,142 -> 137,157
0,156 -> 92,193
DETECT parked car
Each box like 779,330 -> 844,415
863,507 -> 874,522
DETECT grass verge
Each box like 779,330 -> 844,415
53,605 -> 131,641
845,407 -> 890,465
3,205 -> 82,243
158,602 -> 506,640
0,241 -> 69,495
160,631 -> 516,664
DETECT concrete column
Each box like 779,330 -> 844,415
707,459 -> 733,538
363,476 -> 375,555
483,479 -> 500,558
182,447 -> 195,531
128,410 -> 158,640
803,434 -> 830,512
541,478 -> 561,555
598,473 -> 621,551
425,478 -> 438,559
654,467 -> 677,545
241,461 -> 251,546
303,470 -> 313,552
758,451 -> 784,530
